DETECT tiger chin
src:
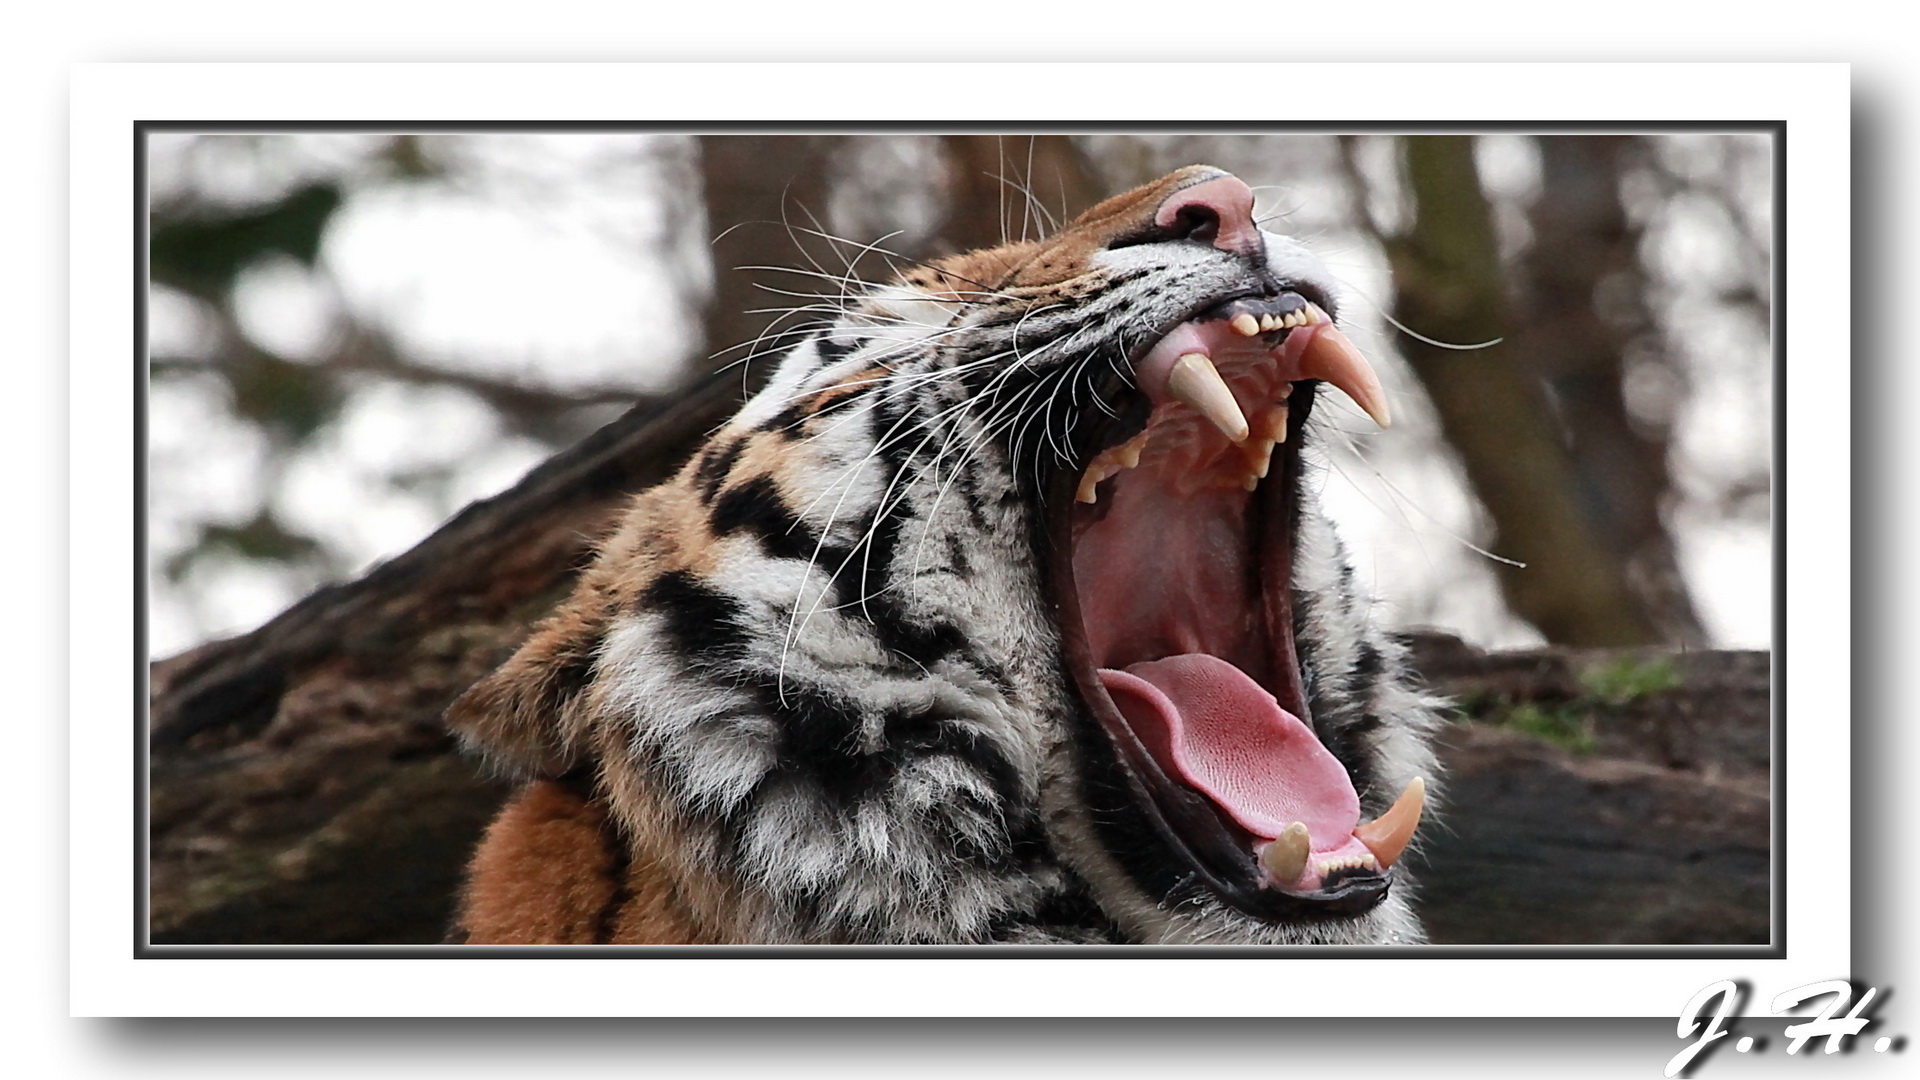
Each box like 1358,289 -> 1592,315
444,165 -> 1442,946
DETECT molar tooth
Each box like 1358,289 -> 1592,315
1165,353 -> 1250,443
1230,313 -> 1261,337
1298,306 -> 1391,429
1117,443 -> 1142,469
1260,822 -> 1311,886
1242,474 -> 1259,492
1353,776 -> 1427,869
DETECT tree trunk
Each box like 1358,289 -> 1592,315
1518,135 -> 1705,645
697,134 -> 848,376
1376,135 -> 1662,647
935,135 -> 1103,254
148,375 -> 745,943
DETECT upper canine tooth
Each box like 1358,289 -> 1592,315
1353,776 -> 1426,869
1297,310 -> 1391,429
1230,313 -> 1260,337
1166,353 -> 1250,443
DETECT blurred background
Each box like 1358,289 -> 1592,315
145,132 -> 1772,660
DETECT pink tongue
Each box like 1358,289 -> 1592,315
1099,654 -> 1360,848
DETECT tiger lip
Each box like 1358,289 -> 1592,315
1060,284 -> 1423,914
1077,299 -> 1391,505
1138,299 -> 1391,432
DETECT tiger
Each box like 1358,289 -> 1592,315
443,164 -> 1439,945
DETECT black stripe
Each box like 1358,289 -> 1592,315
692,437 -> 746,503
767,682 -> 884,808
882,706 -> 1024,808
840,403 -> 974,670
710,475 -> 834,564
987,886 -> 1119,943
641,569 -> 751,665
817,333 -> 863,364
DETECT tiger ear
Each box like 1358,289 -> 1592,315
445,598 -> 608,778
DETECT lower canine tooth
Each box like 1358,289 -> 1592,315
1353,776 -> 1427,869
1261,822 -> 1311,886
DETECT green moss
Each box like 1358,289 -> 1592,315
1579,656 -> 1683,705
1501,702 -> 1598,754
1463,655 -> 1683,754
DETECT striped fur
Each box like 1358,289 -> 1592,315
446,166 -> 1440,944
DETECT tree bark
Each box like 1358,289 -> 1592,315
935,135 -> 1104,254
148,375 -> 746,943
1405,634 -> 1768,945
1368,135 -> 1664,647
1519,136 -> 1704,644
697,135 -> 849,376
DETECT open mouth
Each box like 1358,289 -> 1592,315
1046,290 -> 1427,922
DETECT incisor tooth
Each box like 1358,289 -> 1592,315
1261,821 -> 1311,885
1298,306 -> 1392,429
1166,353 -> 1250,443
1231,313 -> 1260,337
1353,776 -> 1426,869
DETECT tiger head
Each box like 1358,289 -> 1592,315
448,165 -> 1438,945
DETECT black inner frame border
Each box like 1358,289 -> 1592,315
133,119 -> 1787,962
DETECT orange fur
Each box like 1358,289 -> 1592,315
446,166 -> 1270,944
455,779 -> 715,944
455,780 -> 624,944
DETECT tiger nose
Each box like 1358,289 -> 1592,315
1153,174 -> 1263,258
